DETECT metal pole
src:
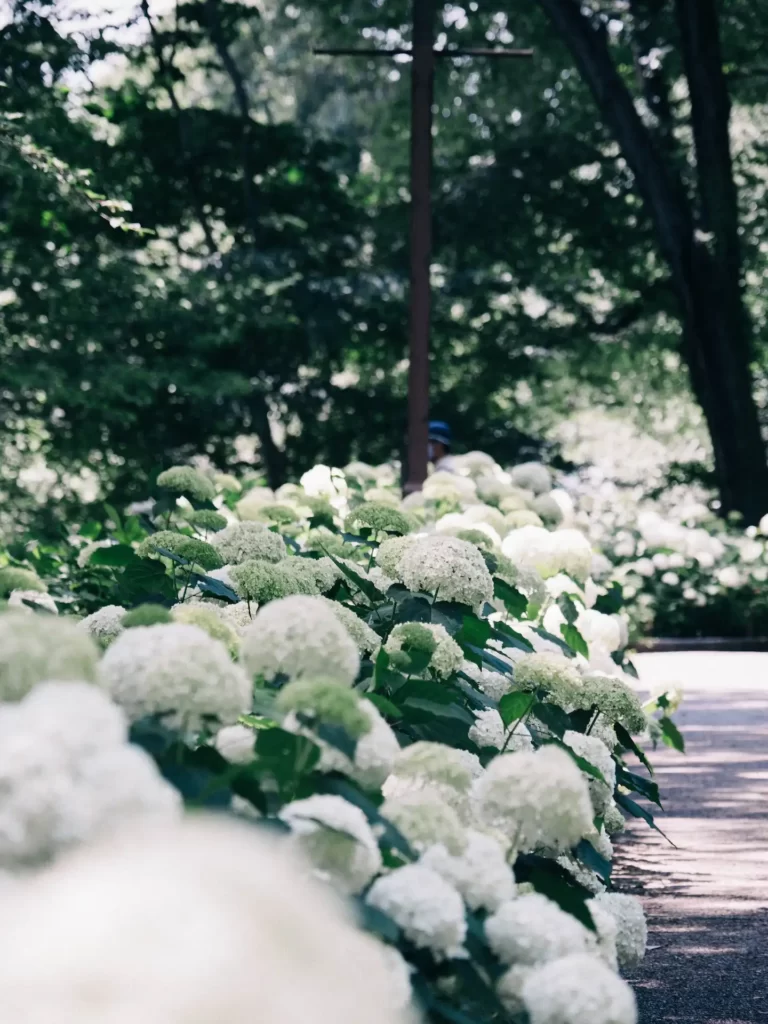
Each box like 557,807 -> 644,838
403,0 -> 435,495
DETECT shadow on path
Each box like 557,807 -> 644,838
616,656 -> 768,1023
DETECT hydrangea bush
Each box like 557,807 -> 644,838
0,453 -> 685,1024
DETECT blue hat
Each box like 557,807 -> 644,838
428,420 -> 452,446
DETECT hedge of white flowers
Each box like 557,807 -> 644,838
0,452 -> 683,1024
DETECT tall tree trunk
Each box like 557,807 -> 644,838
537,0 -> 768,522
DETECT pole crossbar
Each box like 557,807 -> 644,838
314,2 -> 532,494
313,47 -> 534,58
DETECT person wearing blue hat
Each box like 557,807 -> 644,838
428,420 -> 457,473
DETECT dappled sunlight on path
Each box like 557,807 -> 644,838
615,653 -> 768,1023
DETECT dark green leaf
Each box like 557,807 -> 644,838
190,572 -> 239,603
614,792 -> 677,846
561,623 -> 589,658
357,901 -> 401,944
120,557 -> 176,604
616,764 -> 662,806
557,592 -> 580,624
88,543 -> 138,567
492,619 -> 534,651
659,716 -> 686,752
394,595 -> 432,623
365,694 -> 402,719
455,613 -> 492,649
615,723 -> 655,775
531,701 -> 571,738
533,627 -> 575,656
594,581 -> 623,614
574,838 -> 612,881
493,577 -> 528,618
568,707 -> 596,733
499,691 -> 535,728
515,854 -> 596,931
324,551 -> 384,603
550,739 -> 607,782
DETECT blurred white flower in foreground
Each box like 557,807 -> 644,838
0,817 -> 416,1024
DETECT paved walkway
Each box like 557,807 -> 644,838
617,652 -> 768,1024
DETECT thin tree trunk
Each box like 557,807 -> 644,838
536,0 -> 768,521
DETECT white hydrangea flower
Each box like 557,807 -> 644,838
562,730 -> 615,815
382,791 -> 466,856
294,700 -> 400,791
521,953 -> 637,1024
469,709 -> 532,752
421,829 -> 515,912
319,597 -> 381,656
514,652 -> 585,705
422,471 -> 477,502
398,535 -> 494,609
0,816 -> 415,1024
590,716 -> 618,751
510,462 -> 552,494
471,746 -> 593,853
556,853 -> 606,895
461,660 -> 514,701
212,521 -> 286,565
279,795 -> 382,895
586,901 -> 620,969
550,530 -> 594,584
576,610 -> 623,653
578,673 -> 646,733
384,622 -> 463,680
221,600 -> 256,634
503,526 -> 560,578
214,724 -> 256,765
592,893 -> 648,968
497,964 -> 533,1016
79,605 -> 126,648
352,701 -> 401,789
300,464 -> 348,500
603,800 -> 626,835
240,595 -> 360,686
0,682 -> 180,869
0,613 -> 99,703
99,624 -> 251,730
376,536 -> 417,580
366,865 -> 467,959
384,741 -> 476,821
485,893 -> 592,965
76,538 -> 114,568
8,590 -> 59,614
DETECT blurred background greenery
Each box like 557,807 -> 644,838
3,0 -> 768,534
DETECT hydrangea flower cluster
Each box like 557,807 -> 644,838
471,746 -> 593,853
381,790 -> 467,855
279,794 -> 383,895
277,678 -> 372,739
0,567 -> 47,597
0,613 -> 99,703
0,816 -> 413,1024
384,622 -> 463,679
521,953 -> 637,1024
399,535 -> 494,608
513,652 -> 585,705
79,605 -> 127,648
345,501 -> 412,537
138,531 -> 223,571
366,864 -> 467,959
156,465 -> 216,501
240,595 -> 360,685
171,603 -> 240,656
212,521 -> 287,565
421,828 -> 515,912
0,681 -> 180,868
99,623 -> 250,730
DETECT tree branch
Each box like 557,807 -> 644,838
675,0 -> 748,345
204,0 -> 259,240
140,0 -> 216,253
535,0 -> 696,296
